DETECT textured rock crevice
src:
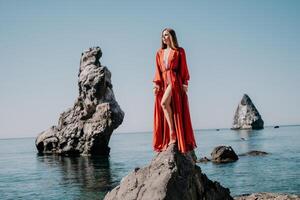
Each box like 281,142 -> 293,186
232,94 -> 264,130
36,47 -> 124,156
104,144 -> 233,200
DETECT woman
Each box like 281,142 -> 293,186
153,28 -> 197,153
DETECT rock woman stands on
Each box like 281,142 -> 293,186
153,28 -> 197,153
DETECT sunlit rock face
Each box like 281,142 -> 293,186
36,47 -> 124,156
232,94 -> 264,130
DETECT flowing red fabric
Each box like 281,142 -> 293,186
153,47 -> 197,153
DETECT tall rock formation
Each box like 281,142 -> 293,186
35,47 -> 124,156
104,144 -> 233,200
232,94 -> 264,130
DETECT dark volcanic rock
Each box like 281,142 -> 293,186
232,94 -> 264,130
211,146 -> 238,163
274,126 -> 280,128
234,192 -> 300,200
239,150 -> 269,156
104,144 -> 233,200
35,47 -> 124,156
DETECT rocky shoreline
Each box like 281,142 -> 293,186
234,192 -> 300,200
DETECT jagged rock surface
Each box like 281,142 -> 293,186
234,192 -> 300,200
35,47 -> 124,156
211,146 -> 239,163
104,144 -> 233,200
232,94 -> 264,130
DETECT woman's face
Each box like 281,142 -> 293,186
162,30 -> 171,46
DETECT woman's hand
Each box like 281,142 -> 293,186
153,84 -> 160,95
182,84 -> 188,93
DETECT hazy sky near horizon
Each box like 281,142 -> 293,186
1,0 -> 300,138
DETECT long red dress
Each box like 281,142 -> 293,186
153,47 -> 197,153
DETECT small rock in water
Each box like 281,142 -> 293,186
239,150 -> 269,156
211,146 -> 239,163
197,156 -> 211,163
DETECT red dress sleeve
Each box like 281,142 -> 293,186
179,48 -> 190,86
153,51 -> 162,87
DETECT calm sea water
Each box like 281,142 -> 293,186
0,126 -> 299,199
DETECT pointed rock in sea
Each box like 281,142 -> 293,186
232,94 -> 264,130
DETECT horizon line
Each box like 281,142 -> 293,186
1,124 -> 299,140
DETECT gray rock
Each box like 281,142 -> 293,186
239,150 -> 269,156
211,146 -> 239,163
104,144 -> 233,200
234,192 -> 300,200
232,94 -> 264,130
35,47 -> 124,156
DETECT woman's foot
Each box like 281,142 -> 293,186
168,131 -> 177,145
168,140 -> 176,145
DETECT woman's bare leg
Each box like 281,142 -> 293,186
161,84 -> 176,144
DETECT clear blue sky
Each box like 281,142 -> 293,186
1,0 -> 299,138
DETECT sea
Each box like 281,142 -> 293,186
0,125 -> 299,199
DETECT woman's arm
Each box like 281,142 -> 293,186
153,52 -> 162,85
179,47 -> 190,86
153,51 -> 162,94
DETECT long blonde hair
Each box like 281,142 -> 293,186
161,28 -> 179,50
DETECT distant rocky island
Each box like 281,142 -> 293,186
232,94 -> 264,130
35,47 -> 124,156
